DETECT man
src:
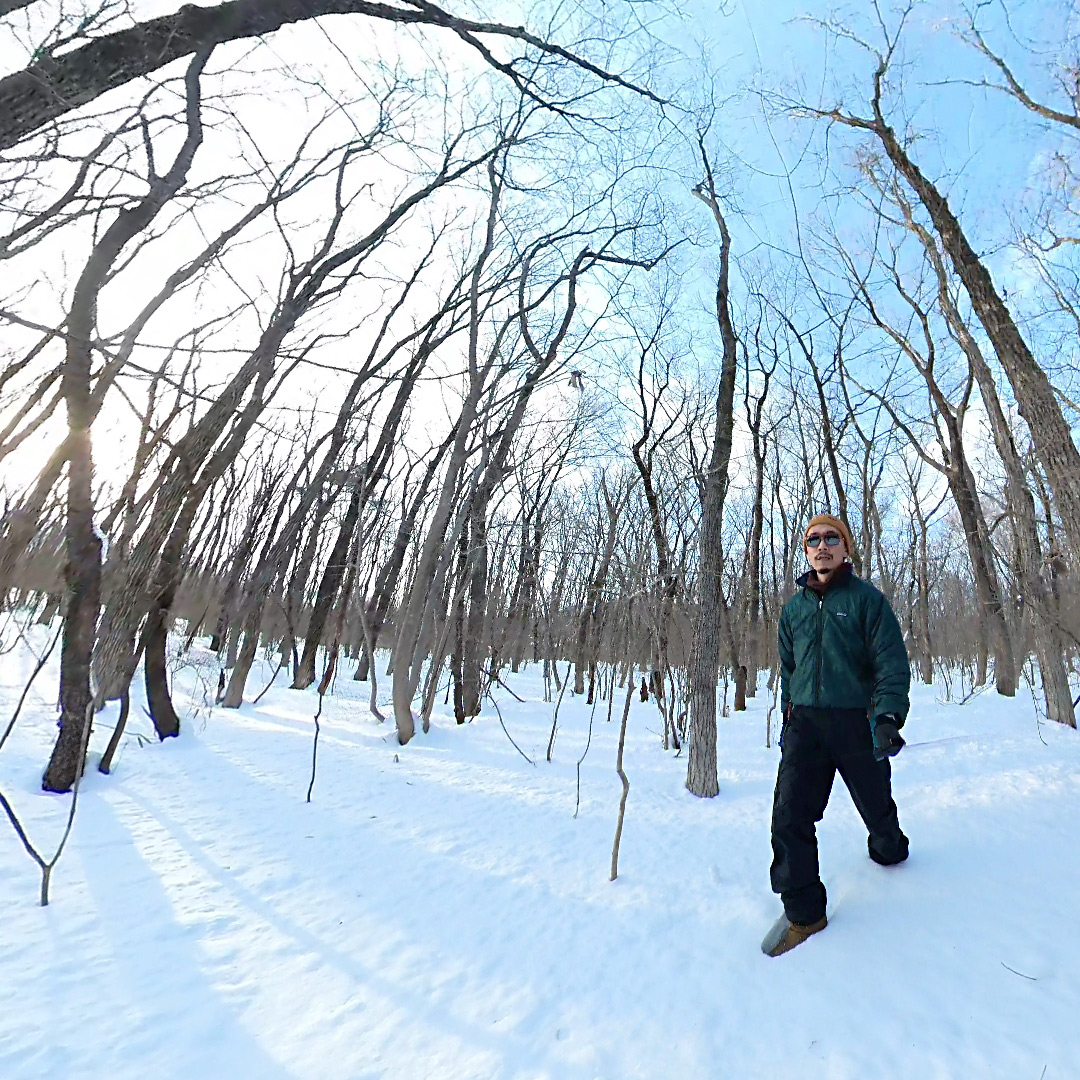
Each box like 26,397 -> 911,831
762,514 -> 909,958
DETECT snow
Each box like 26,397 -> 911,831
1,628 -> 1079,1079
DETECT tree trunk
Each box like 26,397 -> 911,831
461,495 -> 488,718
450,515 -> 470,723
687,147 -> 739,798
143,601 -> 180,738
42,427 -> 100,792
222,602 -> 262,708
293,485 -> 362,689
949,454 -> 1016,696
42,50 -> 210,791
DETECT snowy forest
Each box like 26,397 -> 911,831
1,1 -> 1080,1077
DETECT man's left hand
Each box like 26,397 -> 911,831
873,716 -> 905,758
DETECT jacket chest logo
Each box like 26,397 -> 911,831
834,610 -> 848,617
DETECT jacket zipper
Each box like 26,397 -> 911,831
814,592 -> 825,705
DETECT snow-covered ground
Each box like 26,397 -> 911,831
1,627 -> 1078,1079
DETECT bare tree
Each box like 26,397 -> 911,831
686,132 -> 741,798
0,0 -> 663,151
43,49 -> 213,792
805,14 -> 1080,562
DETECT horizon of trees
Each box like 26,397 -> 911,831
0,0 -> 1078,819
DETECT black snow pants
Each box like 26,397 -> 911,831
770,705 -> 908,925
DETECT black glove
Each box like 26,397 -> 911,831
873,715 -> 905,759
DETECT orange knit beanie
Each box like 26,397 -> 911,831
804,514 -> 854,558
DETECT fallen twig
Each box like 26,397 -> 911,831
1000,961 -> 1037,982
494,674 -> 526,703
253,656 -> 284,706
546,662 -> 571,762
307,648 -> 337,803
574,688 -> 599,819
610,665 -> 634,882
488,690 -> 535,766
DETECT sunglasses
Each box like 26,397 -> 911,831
806,533 -> 842,548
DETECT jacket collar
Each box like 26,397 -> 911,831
797,561 -> 854,596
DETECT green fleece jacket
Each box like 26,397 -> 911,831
778,564 -> 910,724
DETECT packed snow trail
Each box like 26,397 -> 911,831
1,635 -> 1078,1079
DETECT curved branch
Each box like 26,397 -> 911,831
0,0 -> 663,150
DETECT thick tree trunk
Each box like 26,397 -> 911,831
949,455 -> 1016,697
222,602 -> 262,708
143,601 -> 180,738
461,498 -> 488,718
449,516 -> 470,723
953,307 -> 1074,722
42,50 -> 210,791
686,151 -> 739,798
0,0 -> 653,152
42,428 -> 100,792
293,486 -> 362,689
907,206 -> 1069,716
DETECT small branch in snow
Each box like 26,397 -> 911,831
307,696 -> 323,804
610,665 -> 634,882
487,690 -> 535,767
253,656 -> 284,706
766,661 -> 780,749
1000,962 -> 1037,982
307,647 -> 337,803
546,662 -> 571,762
494,675 -> 525,703
574,688 -> 599,819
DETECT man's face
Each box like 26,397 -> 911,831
805,527 -> 847,574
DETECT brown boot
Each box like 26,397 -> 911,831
761,914 -> 828,957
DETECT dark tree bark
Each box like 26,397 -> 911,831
743,319 -> 778,698
628,320 -> 681,718
293,485 -> 363,690
686,138 -> 740,799
460,495 -> 489,717
0,0 -> 660,151
42,50 -> 211,792
449,509 -> 470,723
143,598 -> 179,738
